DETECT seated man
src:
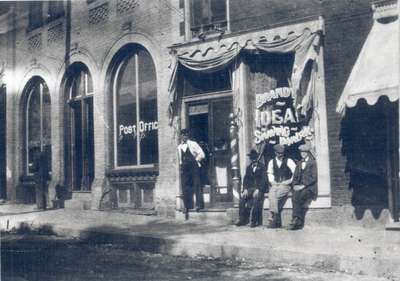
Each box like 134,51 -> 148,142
266,144 -> 296,228
287,143 -> 318,230
236,149 -> 268,228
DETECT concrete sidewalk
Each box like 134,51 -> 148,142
1,207 -> 400,280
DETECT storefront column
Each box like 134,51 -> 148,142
90,78 -> 107,210
48,84 -> 61,208
313,35 -> 332,207
233,60 -> 250,178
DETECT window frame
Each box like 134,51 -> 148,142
112,50 -> 158,170
25,81 -> 51,176
188,0 -> 230,39
66,68 -> 94,191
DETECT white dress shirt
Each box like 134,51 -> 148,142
267,157 -> 296,184
177,139 -> 205,167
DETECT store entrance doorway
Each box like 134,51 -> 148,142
186,97 -> 233,208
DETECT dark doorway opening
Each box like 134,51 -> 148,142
341,97 -> 399,220
186,97 -> 233,208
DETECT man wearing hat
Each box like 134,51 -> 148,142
236,149 -> 268,227
266,144 -> 296,228
287,143 -> 318,230
177,129 -> 205,220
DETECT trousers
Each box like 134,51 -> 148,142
268,183 -> 290,214
291,187 -> 314,222
238,189 -> 264,225
181,163 -> 203,210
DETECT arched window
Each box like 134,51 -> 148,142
25,78 -> 51,175
112,46 -> 158,168
65,65 -> 94,191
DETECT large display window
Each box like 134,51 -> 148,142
25,78 -> 51,175
65,65 -> 94,191
112,46 -> 158,168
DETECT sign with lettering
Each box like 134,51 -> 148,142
254,87 -> 313,145
119,121 -> 158,139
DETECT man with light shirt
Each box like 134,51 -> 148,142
266,144 -> 296,228
287,143 -> 318,230
177,129 -> 205,220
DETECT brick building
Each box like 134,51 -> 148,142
0,0 -> 398,227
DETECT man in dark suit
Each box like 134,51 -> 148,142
177,129 -> 205,220
287,143 -> 318,230
236,149 -> 268,228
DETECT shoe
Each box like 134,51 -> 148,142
266,220 -> 279,228
184,209 -> 189,220
266,213 -> 279,228
235,221 -> 248,227
287,218 -> 303,230
250,222 -> 258,228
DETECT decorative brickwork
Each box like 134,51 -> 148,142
28,33 -> 42,51
47,23 -> 64,45
88,3 -> 109,25
116,0 -> 139,15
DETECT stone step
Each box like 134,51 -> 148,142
176,206 -> 391,229
386,221 -> 400,231
64,192 -> 92,210
176,209 -> 232,225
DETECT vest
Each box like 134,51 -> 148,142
181,147 -> 197,167
273,158 -> 292,183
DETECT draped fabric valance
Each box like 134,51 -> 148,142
168,19 -> 324,120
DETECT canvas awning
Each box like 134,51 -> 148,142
336,3 -> 399,114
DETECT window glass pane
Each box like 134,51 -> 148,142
183,68 -> 231,96
211,0 -> 226,22
72,102 -> 83,190
28,2 -> 43,30
48,0 -> 65,21
192,0 -> 204,27
71,75 -> 81,98
42,85 -> 51,151
116,56 -> 137,166
28,86 -> 41,174
86,98 -> 95,185
138,49 -> 158,165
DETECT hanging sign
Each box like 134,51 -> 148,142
254,87 -> 313,145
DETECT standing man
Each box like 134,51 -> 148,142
287,143 -> 317,230
177,129 -> 205,220
267,144 -> 296,228
33,149 -> 50,210
236,149 -> 268,228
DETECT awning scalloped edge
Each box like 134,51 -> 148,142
337,86 -> 399,114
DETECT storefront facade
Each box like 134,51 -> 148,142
0,1 -> 181,213
168,18 -> 331,210
0,0 -> 398,226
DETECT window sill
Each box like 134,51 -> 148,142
46,12 -> 65,24
26,24 -> 44,35
106,166 -> 159,181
